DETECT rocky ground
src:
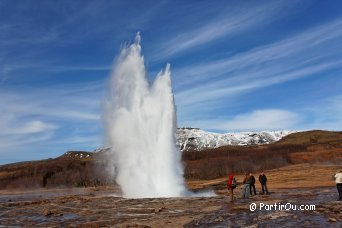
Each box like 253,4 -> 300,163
0,164 -> 341,227
0,187 -> 341,227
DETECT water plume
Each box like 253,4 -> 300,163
103,33 -> 188,198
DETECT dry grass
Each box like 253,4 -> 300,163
187,163 -> 342,191
265,163 -> 341,189
276,130 -> 342,145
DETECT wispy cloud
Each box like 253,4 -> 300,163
0,119 -> 57,136
179,94 -> 342,132
0,1 -> 120,82
176,60 -> 341,108
152,1 -> 292,60
174,19 -> 342,121
174,19 -> 342,86
0,132 -> 55,152
0,82 -> 103,160
185,109 -> 300,131
300,95 -> 342,130
0,83 -> 102,121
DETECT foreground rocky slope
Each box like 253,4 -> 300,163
0,164 -> 341,226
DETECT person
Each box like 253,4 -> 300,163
334,170 -> 342,201
249,173 -> 256,196
227,174 -> 237,202
242,173 -> 250,199
259,172 -> 269,195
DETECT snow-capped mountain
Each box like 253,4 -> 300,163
176,128 -> 295,151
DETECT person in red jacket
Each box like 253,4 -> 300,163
227,174 -> 237,202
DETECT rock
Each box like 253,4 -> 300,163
42,208 -> 54,216
125,224 -> 151,228
214,216 -> 224,222
154,207 -> 164,213
42,208 -> 62,217
329,218 -> 337,222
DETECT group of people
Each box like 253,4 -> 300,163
227,170 -> 342,202
227,172 -> 269,201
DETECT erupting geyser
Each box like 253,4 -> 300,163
103,33 -> 188,198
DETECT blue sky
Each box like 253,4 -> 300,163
1,0 -> 341,164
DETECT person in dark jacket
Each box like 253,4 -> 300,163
259,172 -> 269,195
249,173 -> 256,195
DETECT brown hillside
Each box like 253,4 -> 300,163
275,130 -> 342,146
0,130 -> 341,189
182,130 -> 342,180
0,151 -> 114,189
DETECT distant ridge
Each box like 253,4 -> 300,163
275,130 -> 342,145
176,128 -> 295,151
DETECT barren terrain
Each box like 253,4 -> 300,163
0,163 -> 341,227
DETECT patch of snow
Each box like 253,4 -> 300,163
176,128 -> 296,151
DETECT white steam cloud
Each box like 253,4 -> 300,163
103,33 -> 188,198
